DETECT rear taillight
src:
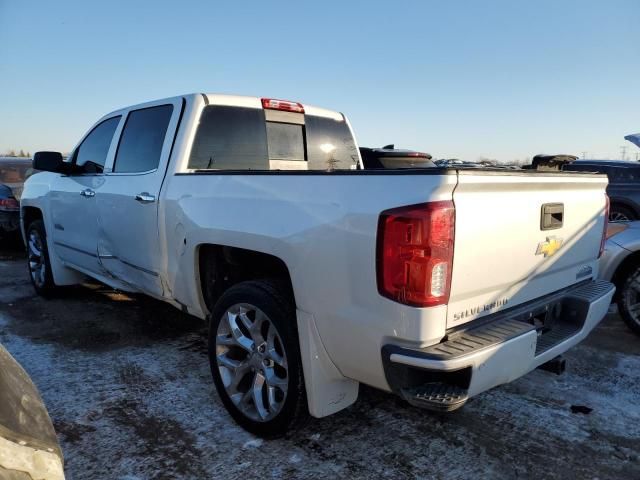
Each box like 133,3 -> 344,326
377,201 -> 455,307
599,194 -> 610,258
0,198 -> 19,209
261,98 -> 305,114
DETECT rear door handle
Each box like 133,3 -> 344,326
80,189 -> 95,198
135,192 -> 156,203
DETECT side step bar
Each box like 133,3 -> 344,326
400,383 -> 469,412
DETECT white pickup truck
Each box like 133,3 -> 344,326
21,93 -> 614,436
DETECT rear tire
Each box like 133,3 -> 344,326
26,219 -> 59,297
207,279 -> 308,437
617,265 -> 640,336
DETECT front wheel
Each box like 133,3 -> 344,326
207,280 -> 308,437
26,220 -> 59,296
617,265 -> 640,336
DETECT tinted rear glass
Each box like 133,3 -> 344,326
114,105 -> 173,173
265,122 -> 305,162
189,107 -> 268,170
187,106 -> 358,171
305,115 -> 359,170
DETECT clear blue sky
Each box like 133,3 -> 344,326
1,0 -> 638,162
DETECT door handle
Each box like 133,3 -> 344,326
80,189 -> 95,198
135,192 -> 156,203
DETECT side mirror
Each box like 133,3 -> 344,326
33,151 -> 65,173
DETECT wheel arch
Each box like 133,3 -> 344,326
611,250 -> 640,301
21,205 -> 85,287
21,206 -> 43,243
196,243 -> 296,318
608,197 -> 640,220
198,244 -> 360,419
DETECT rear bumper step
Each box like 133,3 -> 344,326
382,280 -> 615,411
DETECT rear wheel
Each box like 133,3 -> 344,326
26,220 -> 58,296
617,265 -> 640,336
207,280 -> 308,437
609,204 -> 636,222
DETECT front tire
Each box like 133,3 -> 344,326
207,280 -> 308,437
617,265 -> 640,336
26,219 -> 58,297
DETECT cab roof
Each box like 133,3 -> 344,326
106,93 -> 344,121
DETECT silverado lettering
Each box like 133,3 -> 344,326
453,298 -> 510,321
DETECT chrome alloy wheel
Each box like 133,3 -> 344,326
610,211 -> 630,222
28,229 -> 46,288
215,303 -> 289,422
621,272 -> 640,328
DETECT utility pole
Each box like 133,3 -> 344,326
581,151 -> 588,159
620,146 -> 628,160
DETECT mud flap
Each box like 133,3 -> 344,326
296,310 -> 359,418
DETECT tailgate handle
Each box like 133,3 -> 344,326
541,203 -> 563,230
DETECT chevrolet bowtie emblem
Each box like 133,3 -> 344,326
536,236 -> 564,258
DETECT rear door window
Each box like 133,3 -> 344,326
113,105 -> 173,173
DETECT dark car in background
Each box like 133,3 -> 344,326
359,145 -> 435,169
562,160 -> 640,221
0,184 -> 20,239
600,221 -> 640,336
0,157 -> 37,239
0,157 -> 35,200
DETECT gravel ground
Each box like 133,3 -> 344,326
0,240 -> 639,480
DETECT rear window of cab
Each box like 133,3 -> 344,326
187,106 -> 359,171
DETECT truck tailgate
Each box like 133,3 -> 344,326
447,171 -> 608,328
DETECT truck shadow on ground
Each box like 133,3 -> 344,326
0,242 -> 205,351
0,287 -> 205,351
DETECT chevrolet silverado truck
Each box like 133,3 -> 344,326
20,93 -> 614,436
